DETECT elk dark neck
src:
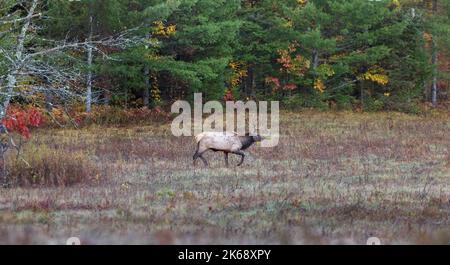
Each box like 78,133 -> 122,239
239,136 -> 255,150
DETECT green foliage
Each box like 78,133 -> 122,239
3,0 -> 449,112
282,93 -> 329,110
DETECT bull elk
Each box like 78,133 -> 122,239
193,131 -> 262,166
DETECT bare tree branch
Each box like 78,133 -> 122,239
1,0 -> 38,116
0,12 -> 41,25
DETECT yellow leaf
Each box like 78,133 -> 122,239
314,79 -> 325,93
297,0 -> 307,6
357,66 -> 389,86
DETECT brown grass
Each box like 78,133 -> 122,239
0,111 -> 449,244
4,146 -> 105,187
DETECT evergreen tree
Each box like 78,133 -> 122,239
2,0 -> 445,112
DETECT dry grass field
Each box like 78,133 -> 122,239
0,111 -> 449,244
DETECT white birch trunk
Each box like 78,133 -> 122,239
431,0 -> 438,107
431,43 -> 438,107
143,30 -> 151,107
85,14 -> 94,113
2,0 -> 38,118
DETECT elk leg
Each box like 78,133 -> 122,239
193,142 -> 201,165
224,152 -> 229,167
193,150 -> 199,165
232,151 -> 245,166
198,153 -> 208,166
193,146 -> 209,166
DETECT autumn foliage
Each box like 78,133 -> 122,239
1,106 -> 45,138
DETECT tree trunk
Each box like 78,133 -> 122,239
103,89 -> 110,105
431,44 -> 438,106
85,14 -> 94,113
247,64 -> 256,98
143,28 -> 151,107
1,0 -> 38,119
4,74 -> 17,113
431,0 -> 438,107
251,66 -> 256,98
143,68 -> 150,107
44,89 -> 53,112
312,49 -> 319,70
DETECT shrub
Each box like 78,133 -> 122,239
282,93 -> 328,110
363,97 -> 385,112
4,146 -> 104,187
384,92 -> 422,114
1,105 -> 45,138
